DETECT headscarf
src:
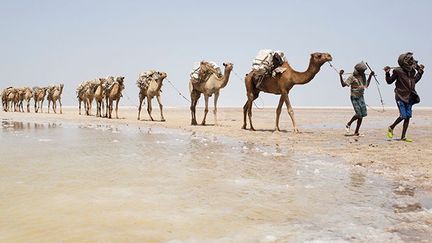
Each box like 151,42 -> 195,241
398,52 -> 417,73
353,61 -> 367,83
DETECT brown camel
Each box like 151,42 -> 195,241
242,52 -> 332,132
137,71 -> 167,121
106,77 -> 125,119
189,62 -> 233,125
33,87 -> 48,113
47,84 -> 64,114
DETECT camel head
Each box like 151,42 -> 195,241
222,62 -> 234,72
157,72 -> 167,80
115,76 -> 125,84
310,52 -> 333,66
115,77 -> 125,90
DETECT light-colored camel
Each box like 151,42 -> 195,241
16,88 -> 26,112
6,88 -> 18,112
22,87 -> 33,112
47,84 -> 64,114
94,76 -> 113,117
106,77 -> 125,119
189,62 -> 233,125
242,52 -> 332,132
33,87 -> 48,113
137,72 -> 167,121
76,81 -> 97,116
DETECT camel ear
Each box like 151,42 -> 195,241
223,63 -> 227,66
317,53 -> 322,58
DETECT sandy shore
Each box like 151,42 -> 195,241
2,106 -> 431,191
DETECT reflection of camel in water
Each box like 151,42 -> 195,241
189,62 -> 233,125
106,77 -> 124,119
137,72 -> 167,121
47,84 -> 64,114
243,52 -> 332,132
33,87 -> 48,113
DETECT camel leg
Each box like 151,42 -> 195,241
40,100 -> 44,113
47,100 -> 51,113
115,99 -> 119,119
190,91 -> 200,125
275,95 -> 285,132
59,99 -> 62,114
108,99 -> 113,119
242,100 -> 249,129
246,92 -> 259,131
201,95 -> 209,125
27,101 -> 30,113
284,95 -> 299,133
137,95 -> 144,120
96,101 -> 100,117
34,100 -> 38,113
105,97 -> 109,118
147,97 -> 154,121
53,100 -> 57,114
213,91 -> 219,125
156,95 -> 165,122
101,99 -> 104,117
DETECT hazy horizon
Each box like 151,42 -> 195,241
1,0 -> 431,108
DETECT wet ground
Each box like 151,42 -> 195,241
0,119 -> 430,242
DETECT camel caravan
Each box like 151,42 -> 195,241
76,76 -> 125,119
1,84 -> 64,113
1,50 -> 336,131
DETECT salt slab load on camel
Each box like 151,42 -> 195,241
190,61 -> 222,83
252,49 -> 287,76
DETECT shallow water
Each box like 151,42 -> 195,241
0,119 -> 428,242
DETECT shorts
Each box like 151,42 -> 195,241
396,99 -> 413,119
351,95 -> 367,118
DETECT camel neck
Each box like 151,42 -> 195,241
292,59 -> 321,85
220,68 -> 232,88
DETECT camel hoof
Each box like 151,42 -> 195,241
161,119 -> 166,122
241,125 -> 246,130
293,129 -> 300,133
191,121 -> 197,126
250,127 -> 256,131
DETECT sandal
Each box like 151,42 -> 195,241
387,127 -> 394,139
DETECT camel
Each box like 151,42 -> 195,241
242,52 -> 332,132
76,81 -> 98,116
106,76 -> 125,119
16,88 -> 26,112
21,87 -> 33,112
94,76 -> 113,117
5,88 -> 18,112
189,62 -> 233,125
137,71 -> 167,121
33,87 -> 48,113
47,84 -> 64,114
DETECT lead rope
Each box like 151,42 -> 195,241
165,78 -> 191,103
328,61 -> 385,113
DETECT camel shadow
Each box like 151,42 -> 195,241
139,119 -> 166,122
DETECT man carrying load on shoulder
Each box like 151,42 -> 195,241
385,52 -> 425,142
339,62 -> 374,136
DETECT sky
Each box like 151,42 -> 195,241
1,0 -> 431,108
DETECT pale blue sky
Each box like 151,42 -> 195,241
1,0 -> 431,107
